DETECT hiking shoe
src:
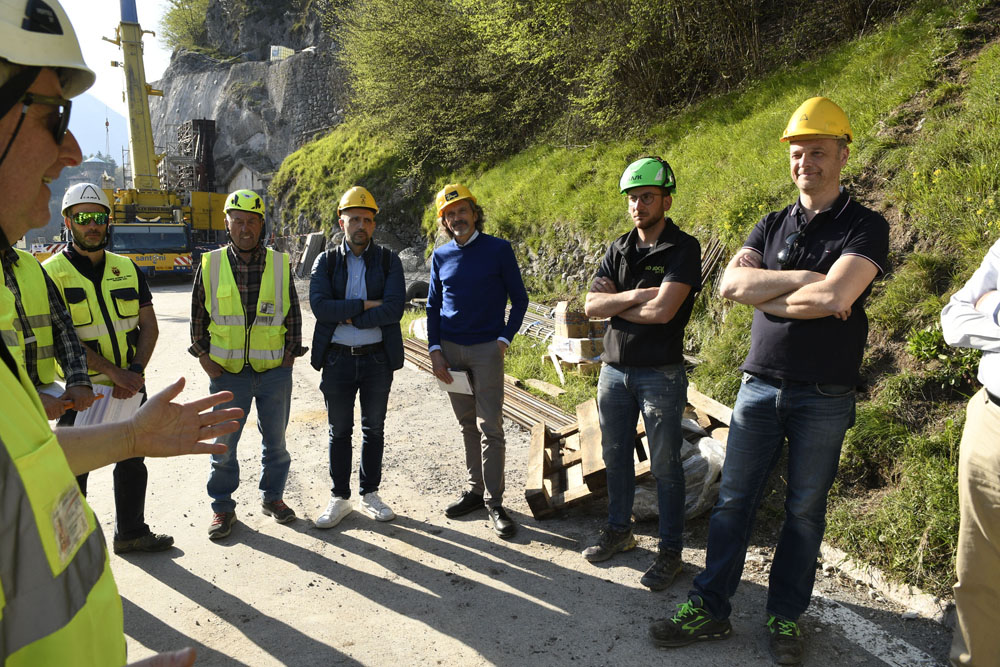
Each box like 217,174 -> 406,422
208,511 -> 237,540
360,492 -> 396,522
113,532 -> 174,554
487,505 -> 517,538
315,497 -> 353,529
648,596 -> 732,648
445,491 -> 485,518
767,615 -> 803,665
640,548 -> 683,591
582,525 -> 636,562
261,499 -> 297,524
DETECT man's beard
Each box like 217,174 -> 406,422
72,226 -> 107,251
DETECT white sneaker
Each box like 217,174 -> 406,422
360,492 -> 396,522
314,497 -> 353,529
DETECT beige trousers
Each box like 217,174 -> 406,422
441,340 -> 506,507
951,389 -> 1000,666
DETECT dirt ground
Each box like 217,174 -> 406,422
81,280 -> 953,666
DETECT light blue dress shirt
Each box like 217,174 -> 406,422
330,241 -> 383,347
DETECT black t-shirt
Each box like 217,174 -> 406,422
740,190 -> 889,385
595,220 -> 702,366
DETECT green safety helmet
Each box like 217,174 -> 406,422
224,189 -> 264,217
619,157 -> 676,195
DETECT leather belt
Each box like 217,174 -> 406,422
987,390 -> 1000,408
330,342 -> 383,356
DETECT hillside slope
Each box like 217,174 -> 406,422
271,0 -> 1000,594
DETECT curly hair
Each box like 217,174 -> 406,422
438,201 -> 485,239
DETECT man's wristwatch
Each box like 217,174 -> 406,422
128,362 -> 145,375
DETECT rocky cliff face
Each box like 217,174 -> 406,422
149,2 -> 345,192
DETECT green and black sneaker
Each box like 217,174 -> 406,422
649,596 -> 732,648
767,615 -> 803,665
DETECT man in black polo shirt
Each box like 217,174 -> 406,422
582,157 -> 701,591
649,98 -> 889,665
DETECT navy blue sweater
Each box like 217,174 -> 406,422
427,233 -> 528,347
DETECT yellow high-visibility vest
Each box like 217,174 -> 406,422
202,247 -> 290,373
0,284 -> 126,666
43,252 -> 140,386
8,248 -> 56,384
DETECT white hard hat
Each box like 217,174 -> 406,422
0,0 -> 95,98
62,182 -> 111,216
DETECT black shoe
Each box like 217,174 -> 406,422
648,596 -> 732,648
640,548 -> 683,591
208,511 -> 237,540
487,505 -> 517,538
767,615 -> 803,665
445,491 -> 485,518
582,525 -> 636,562
113,532 -> 174,554
261,499 -> 297,524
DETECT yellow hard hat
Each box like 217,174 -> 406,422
224,189 -> 265,216
781,97 -> 853,143
338,186 -> 379,216
435,183 -> 477,217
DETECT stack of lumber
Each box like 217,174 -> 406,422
524,385 -> 732,519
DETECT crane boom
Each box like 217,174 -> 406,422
114,0 -> 161,191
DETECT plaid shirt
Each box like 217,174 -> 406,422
1,246 -> 92,389
189,243 -> 305,360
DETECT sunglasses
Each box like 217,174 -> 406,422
72,211 -> 109,226
22,92 -> 72,145
776,230 -> 805,269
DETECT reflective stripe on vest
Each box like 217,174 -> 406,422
203,248 -> 289,373
43,252 -> 140,385
0,337 -> 125,665
10,248 -> 56,384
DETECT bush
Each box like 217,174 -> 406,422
160,0 -> 211,52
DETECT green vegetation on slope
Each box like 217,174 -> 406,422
275,0 -> 1000,594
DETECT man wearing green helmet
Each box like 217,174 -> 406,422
651,98 -> 889,665
582,157 -> 702,591
189,188 -> 307,540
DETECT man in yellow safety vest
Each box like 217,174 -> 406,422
189,189 -> 306,540
0,1 -> 243,664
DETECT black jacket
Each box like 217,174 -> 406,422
309,242 -> 405,371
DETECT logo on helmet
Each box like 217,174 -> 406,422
445,191 -> 459,202
230,194 -> 239,207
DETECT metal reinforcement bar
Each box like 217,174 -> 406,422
402,338 -> 574,430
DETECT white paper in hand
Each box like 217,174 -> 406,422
73,383 -> 143,426
438,370 -> 473,395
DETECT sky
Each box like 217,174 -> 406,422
64,0 -> 173,118
63,1 -> 173,158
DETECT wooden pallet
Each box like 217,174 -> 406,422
524,384 -> 731,519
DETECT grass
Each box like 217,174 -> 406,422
277,0 -> 1000,595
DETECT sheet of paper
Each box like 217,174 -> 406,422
72,383 -> 143,426
37,381 -> 65,398
438,369 -> 473,395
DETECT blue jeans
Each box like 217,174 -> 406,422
597,362 -> 687,552
207,366 -> 293,513
319,346 -> 394,499
692,372 -> 856,621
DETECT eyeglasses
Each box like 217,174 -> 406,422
21,92 -> 72,145
627,192 -> 663,206
776,230 -> 805,269
72,211 -> 109,226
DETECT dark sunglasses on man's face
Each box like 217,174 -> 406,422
21,92 -> 72,145
72,211 -> 109,226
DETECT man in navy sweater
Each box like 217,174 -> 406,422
427,183 -> 528,538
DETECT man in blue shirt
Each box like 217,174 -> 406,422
310,186 -> 405,529
427,183 -> 528,538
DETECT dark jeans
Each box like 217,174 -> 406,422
692,372 -> 856,621
320,346 -> 394,499
63,394 -> 151,540
597,362 -> 688,551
